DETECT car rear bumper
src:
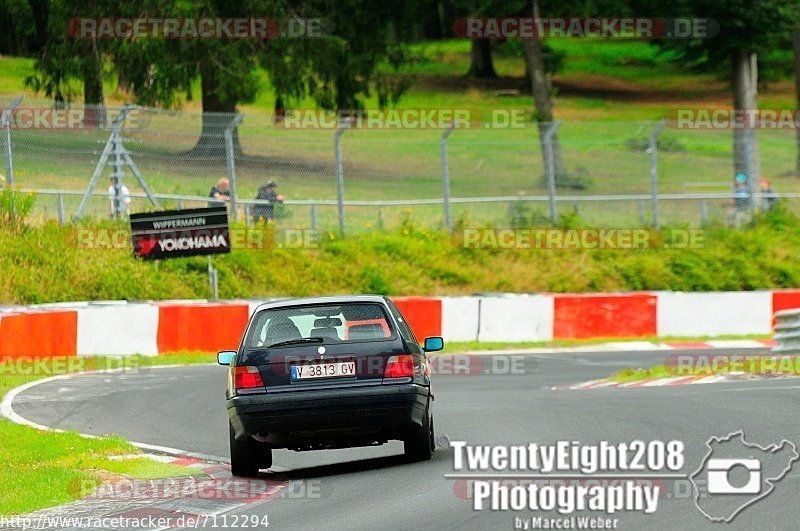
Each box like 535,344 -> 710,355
227,382 -> 430,441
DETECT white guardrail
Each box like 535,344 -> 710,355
772,309 -> 800,354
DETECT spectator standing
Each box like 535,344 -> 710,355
108,176 -> 132,219
208,178 -> 231,207
729,176 -> 751,228
759,178 -> 777,212
252,180 -> 285,223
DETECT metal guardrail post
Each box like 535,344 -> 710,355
111,115 -> 126,219
648,120 -> 666,229
440,121 -> 456,232
207,256 -> 219,299
744,129 -> 759,214
543,121 -> 561,223
773,309 -> 800,354
310,204 -> 318,231
77,105 -> 132,218
1,96 -> 23,188
333,118 -> 352,236
700,199 -> 708,225
56,194 -> 64,225
225,114 -> 244,221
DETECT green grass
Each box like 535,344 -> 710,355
608,365 -> 675,383
0,354 -> 214,516
608,355 -> 800,384
3,204 -> 800,304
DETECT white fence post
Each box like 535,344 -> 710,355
542,121 -> 561,223
225,113 -> 244,221
648,120 -> 666,229
333,118 -> 352,236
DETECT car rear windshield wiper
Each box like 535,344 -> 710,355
266,337 -> 324,348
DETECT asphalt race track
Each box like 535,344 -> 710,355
11,348 -> 800,530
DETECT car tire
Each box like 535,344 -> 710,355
404,403 -> 434,462
229,422 -> 273,477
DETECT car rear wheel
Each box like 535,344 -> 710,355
229,422 -> 273,477
404,404 -> 434,462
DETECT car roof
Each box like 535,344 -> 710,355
252,295 -> 390,313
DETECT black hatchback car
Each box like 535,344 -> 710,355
218,295 -> 443,477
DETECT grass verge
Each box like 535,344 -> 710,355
607,355 -> 800,384
0,354 -> 214,516
4,205 -> 800,304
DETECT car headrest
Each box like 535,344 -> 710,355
310,327 -> 340,340
348,323 -> 386,340
265,317 -> 302,344
314,317 -> 343,328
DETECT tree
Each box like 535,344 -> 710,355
0,0 -> 38,55
22,0 -> 111,123
641,0 -> 800,184
522,0 -> 567,177
115,0 -> 411,154
258,1 -> 413,112
525,0 -> 632,183
469,39 -> 496,78
20,0 -> 412,154
460,0 -> 503,79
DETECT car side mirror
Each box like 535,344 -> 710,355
217,351 -> 236,366
423,336 -> 444,352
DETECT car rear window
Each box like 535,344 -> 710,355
246,303 -> 395,348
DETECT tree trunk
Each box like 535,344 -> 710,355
82,45 -> 105,129
731,49 -> 760,186
440,0 -> 456,38
468,39 -> 497,78
522,0 -> 566,179
193,61 -> 241,157
28,0 -> 49,53
793,29 -> 800,173
422,0 -> 443,40
118,70 -> 130,93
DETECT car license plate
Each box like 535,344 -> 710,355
291,361 -> 356,381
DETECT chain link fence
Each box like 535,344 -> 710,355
2,95 -> 799,232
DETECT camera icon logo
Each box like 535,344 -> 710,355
706,458 -> 761,495
690,431 -> 798,523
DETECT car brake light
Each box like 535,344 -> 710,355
234,366 -> 265,389
384,355 -> 415,378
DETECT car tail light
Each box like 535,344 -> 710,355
234,366 -> 265,389
384,355 -> 415,378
